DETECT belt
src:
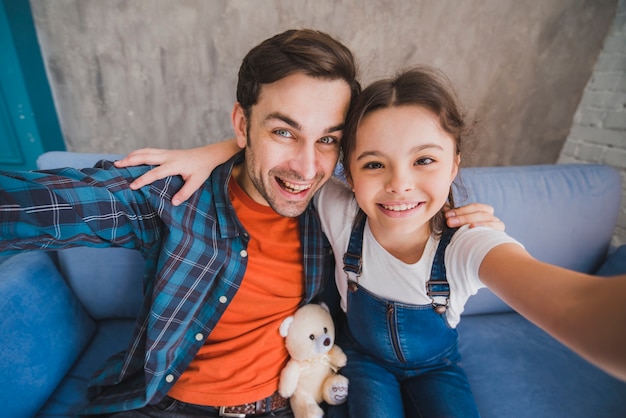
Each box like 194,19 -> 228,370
215,391 -> 290,417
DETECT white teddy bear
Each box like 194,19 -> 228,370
278,303 -> 349,418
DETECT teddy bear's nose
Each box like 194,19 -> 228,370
323,338 -> 331,346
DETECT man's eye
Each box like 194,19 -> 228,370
319,136 -> 337,145
274,129 -> 292,138
416,157 -> 434,165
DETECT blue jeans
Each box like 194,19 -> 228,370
330,282 -> 480,418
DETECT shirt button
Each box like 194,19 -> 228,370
219,295 -> 228,304
195,333 -> 204,341
240,249 -> 248,258
165,374 -> 174,383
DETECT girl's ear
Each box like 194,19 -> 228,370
451,153 -> 461,180
346,174 -> 354,191
344,173 -> 354,192
231,103 -> 248,148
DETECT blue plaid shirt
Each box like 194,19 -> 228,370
0,152 -> 333,413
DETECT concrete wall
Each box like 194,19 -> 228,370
30,0 -> 617,169
29,0 -> 625,244
559,0 -> 626,246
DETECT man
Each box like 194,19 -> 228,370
0,29 -> 496,417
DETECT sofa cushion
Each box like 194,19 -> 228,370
457,164 -> 621,316
36,151 -> 146,321
595,245 -> 626,276
454,164 -> 619,272
0,252 -> 96,418
458,312 -> 626,417
38,319 -> 136,416
57,247 -> 145,320
36,151 -> 125,171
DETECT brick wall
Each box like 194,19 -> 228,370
558,0 -> 626,247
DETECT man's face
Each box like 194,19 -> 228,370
231,73 -> 352,217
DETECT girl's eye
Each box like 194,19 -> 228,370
364,162 -> 384,169
274,129 -> 292,138
416,157 -> 434,165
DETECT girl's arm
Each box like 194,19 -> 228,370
114,140 -> 504,230
114,139 -> 241,206
479,243 -> 626,381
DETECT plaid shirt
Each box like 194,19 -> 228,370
0,152 -> 333,413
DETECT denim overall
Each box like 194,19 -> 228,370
335,213 -> 480,418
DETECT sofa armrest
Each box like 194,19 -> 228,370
0,252 -> 96,417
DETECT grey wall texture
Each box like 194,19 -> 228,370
559,0 -> 626,246
29,0 -> 624,243
31,0 -> 616,164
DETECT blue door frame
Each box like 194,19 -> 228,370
0,0 -> 64,171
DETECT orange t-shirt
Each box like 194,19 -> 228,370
168,177 -> 304,406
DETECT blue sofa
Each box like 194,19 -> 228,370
1,151 -> 626,417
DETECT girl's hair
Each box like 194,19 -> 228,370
341,66 -> 473,234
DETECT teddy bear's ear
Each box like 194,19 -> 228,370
319,302 -> 330,313
279,316 -> 294,337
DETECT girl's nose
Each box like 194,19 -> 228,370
387,168 -> 414,194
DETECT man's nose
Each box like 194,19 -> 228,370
292,144 -> 317,179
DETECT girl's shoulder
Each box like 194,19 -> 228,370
316,177 -> 355,208
315,177 -> 359,236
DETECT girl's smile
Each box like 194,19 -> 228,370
378,201 -> 425,217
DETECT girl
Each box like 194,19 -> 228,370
116,67 -> 626,417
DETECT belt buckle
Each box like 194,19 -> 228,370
219,406 -> 246,418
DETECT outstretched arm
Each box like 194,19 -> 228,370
480,243 -> 626,381
0,162 -> 166,252
114,139 -> 241,205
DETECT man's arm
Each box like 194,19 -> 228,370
0,162 -> 166,253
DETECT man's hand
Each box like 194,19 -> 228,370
445,203 -> 505,231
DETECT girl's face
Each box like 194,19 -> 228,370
348,105 -> 460,240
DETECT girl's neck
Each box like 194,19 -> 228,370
368,221 -> 431,264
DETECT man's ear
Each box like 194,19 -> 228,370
231,103 -> 248,148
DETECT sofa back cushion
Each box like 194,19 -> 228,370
456,164 -> 621,315
36,153 -> 621,318
37,152 -> 145,320
57,247 -> 145,319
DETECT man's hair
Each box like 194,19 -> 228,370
236,29 -> 361,118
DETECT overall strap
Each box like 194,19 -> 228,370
343,210 -> 459,313
427,226 -> 459,313
342,210 -> 367,278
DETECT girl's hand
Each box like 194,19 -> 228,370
445,203 -> 505,231
114,139 -> 240,205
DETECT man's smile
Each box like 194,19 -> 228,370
276,177 -> 313,194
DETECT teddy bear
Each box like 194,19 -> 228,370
278,303 -> 349,418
